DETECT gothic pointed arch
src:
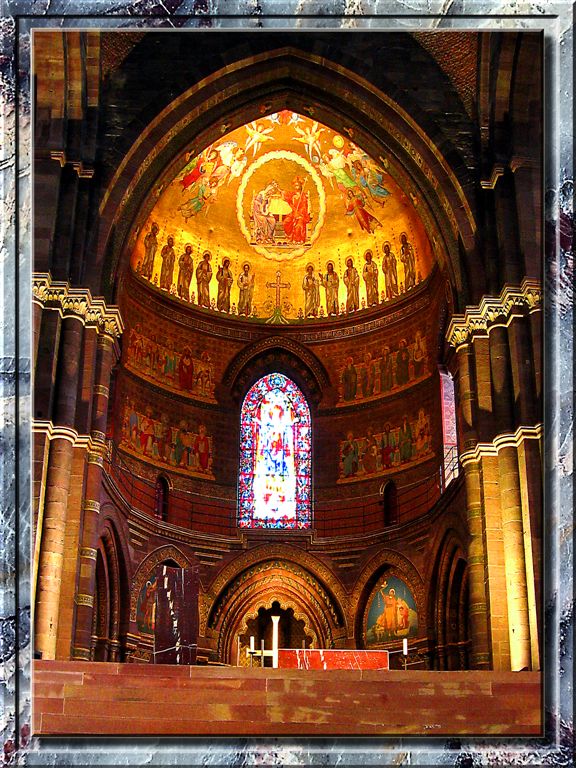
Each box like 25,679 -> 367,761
222,335 -> 332,409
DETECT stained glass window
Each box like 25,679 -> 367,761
440,369 -> 459,487
238,373 -> 311,529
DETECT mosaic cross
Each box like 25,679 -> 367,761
265,270 -> 291,324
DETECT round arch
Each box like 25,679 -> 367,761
207,559 -> 346,664
95,47 -> 478,307
204,544 -> 347,635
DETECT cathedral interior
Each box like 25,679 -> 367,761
32,30 -> 543,734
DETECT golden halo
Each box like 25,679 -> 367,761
333,134 -> 345,149
202,250 -> 212,260
242,261 -> 251,271
305,262 -> 315,271
325,261 -> 335,271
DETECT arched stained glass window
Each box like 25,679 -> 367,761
238,373 -> 311,529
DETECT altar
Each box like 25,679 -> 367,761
277,648 -> 389,670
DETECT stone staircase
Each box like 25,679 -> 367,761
33,660 -> 541,736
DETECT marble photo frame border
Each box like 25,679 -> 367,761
1,4 -> 572,766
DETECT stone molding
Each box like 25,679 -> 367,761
446,279 -> 542,349
459,424 -> 542,468
32,272 -> 124,338
50,150 -> 95,179
33,419 -> 105,452
479,163 -> 506,190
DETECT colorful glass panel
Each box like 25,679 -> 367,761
238,373 -> 311,529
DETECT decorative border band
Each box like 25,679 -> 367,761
446,279 -> 542,348
33,272 -> 124,338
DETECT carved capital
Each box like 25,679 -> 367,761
446,279 -> 542,348
75,593 -> 94,608
32,273 -> 124,338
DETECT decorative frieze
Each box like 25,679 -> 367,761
32,273 -> 124,338
446,279 -> 542,349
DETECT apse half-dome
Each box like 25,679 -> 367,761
130,112 -> 435,323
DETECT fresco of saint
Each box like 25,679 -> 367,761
320,261 -> 339,316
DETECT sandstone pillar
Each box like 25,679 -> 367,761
35,315 -> 83,659
73,332 -> 116,660
498,445 -> 532,671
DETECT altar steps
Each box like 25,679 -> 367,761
33,660 -> 541,736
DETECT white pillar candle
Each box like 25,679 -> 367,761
271,615 -> 280,669
403,638 -> 408,656
250,635 -> 255,653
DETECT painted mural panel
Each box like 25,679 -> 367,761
365,576 -> 418,646
130,113 -> 435,323
338,330 -> 429,405
125,322 -> 216,402
120,400 -> 215,480
338,408 -> 434,482
136,575 -> 157,636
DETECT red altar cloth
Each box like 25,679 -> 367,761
277,648 -> 389,670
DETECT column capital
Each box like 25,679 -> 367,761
446,279 -> 542,349
32,272 -> 124,339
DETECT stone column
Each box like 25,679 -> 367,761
507,314 -> 538,426
489,325 -> 515,433
73,332 -> 116,660
456,343 -> 478,450
498,445 -> 532,670
462,460 -> 491,669
493,172 -> 522,285
529,309 -> 542,407
35,315 -> 84,660
517,436 -> 542,670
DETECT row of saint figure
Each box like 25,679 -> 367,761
302,237 -> 417,317
136,222 -> 419,319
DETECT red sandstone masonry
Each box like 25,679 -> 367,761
33,661 -> 542,737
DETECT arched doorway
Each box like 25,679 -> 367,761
239,601 -> 313,667
207,557 -> 347,665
